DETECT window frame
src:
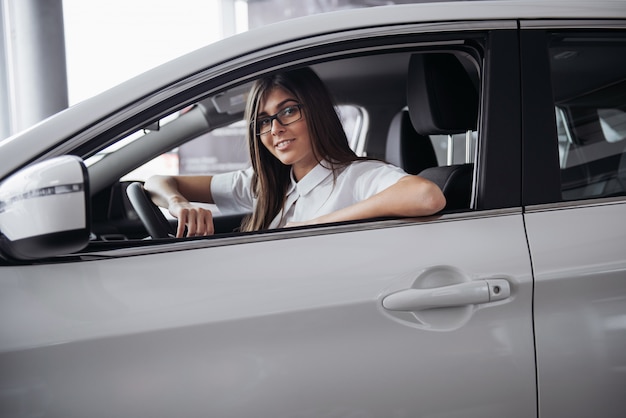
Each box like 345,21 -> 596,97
475,29 -> 523,210
82,25 -> 528,256
520,23 -> 626,209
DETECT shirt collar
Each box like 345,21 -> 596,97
287,162 -> 333,196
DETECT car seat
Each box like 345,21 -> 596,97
385,108 -> 438,175
406,52 -> 478,210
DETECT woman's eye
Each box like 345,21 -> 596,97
259,118 -> 271,127
282,107 -> 295,116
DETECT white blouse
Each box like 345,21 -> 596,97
210,160 -> 408,228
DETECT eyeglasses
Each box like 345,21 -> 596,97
253,104 -> 303,135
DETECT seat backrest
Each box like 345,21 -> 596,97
385,109 -> 438,175
419,164 -> 474,210
406,53 -> 479,210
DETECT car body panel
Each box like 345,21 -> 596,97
525,200 -> 626,417
0,212 -> 535,417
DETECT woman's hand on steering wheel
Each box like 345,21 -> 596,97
168,200 -> 215,237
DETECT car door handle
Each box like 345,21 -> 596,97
382,279 -> 510,311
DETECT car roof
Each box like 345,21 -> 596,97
1,0 -> 625,179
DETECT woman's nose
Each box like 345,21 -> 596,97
271,118 -> 284,134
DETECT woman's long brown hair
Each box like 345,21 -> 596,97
241,67 -> 362,231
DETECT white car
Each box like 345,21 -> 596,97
1,1 -> 625,417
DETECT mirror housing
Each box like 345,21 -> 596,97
0,156 -> 90,260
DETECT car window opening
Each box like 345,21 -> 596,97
550,32 -> 626,201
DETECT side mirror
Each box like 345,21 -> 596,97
0,156 -> 90,260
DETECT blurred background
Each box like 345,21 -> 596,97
0,0 -> 460,140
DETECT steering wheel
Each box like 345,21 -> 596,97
126,182 -> 175,238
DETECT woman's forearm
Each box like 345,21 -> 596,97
144,175 -> 214,208
309,175 -> 446,225
144,175 -> 188,208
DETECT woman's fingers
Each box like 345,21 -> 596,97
188,207 -> 213,236
172,204 -> 214,237
176,210 -> 187,238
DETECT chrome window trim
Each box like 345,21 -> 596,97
520,19 -> 626,29
525,196 -> 626,213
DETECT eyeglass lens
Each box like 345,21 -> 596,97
256,105 -> 302,134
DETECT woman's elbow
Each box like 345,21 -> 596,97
422,185 -> 446,215
409,177 -> 446,216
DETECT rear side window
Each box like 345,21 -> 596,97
549,32 -> 626,201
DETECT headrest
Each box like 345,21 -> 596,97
407,53 -> 478,136
385,109 -> 438,175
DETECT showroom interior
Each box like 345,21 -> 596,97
0,0 -> 429,142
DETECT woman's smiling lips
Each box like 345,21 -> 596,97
275,138 -> 295,150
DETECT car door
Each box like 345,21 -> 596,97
0,213 -> 535,418
520,25 -> 626,418
0,25 -> 536,418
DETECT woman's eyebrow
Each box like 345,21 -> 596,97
257,99 -> 298,116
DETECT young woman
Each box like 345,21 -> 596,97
145,67 -> 445,237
